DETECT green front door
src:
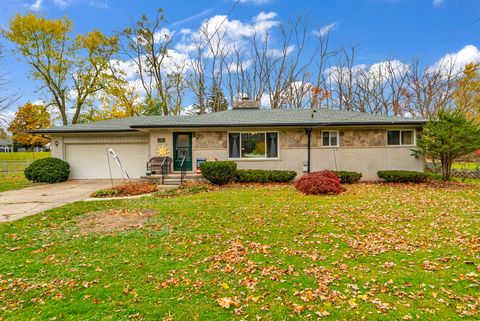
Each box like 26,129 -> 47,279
173,133 -> 193,171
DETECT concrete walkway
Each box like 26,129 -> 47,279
0,180 -> 126,223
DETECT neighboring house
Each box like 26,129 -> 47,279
0,139 -> 13,152
34,101 -> 426,180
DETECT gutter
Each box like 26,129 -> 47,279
30,129 -> 139,134
130,121 -> 426,129
31,120 -> 427,134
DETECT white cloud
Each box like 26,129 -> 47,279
326,60 -> 410,85
179,28 -> 192,35
175,12 -> 279,56
0,110 -> 15,129
27,0 -> 109,10
110,59 -> 138,80
368,60 -> 410,80
87,0 -> 109,9
433,0 -> 444,7
268,45 -> 295,58
28,0 -> 43,11
238,0 -> 272,5
53,0 -> 69,8
313,22 -> 337,37
153,28 -> 173,44
430,44 -> 480,75
32,99 -> 46,106
254,11 -> 277,22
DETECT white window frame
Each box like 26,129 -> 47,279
322,130 -> 340,147
227,131 -> 280,160
386,129 -> 416,146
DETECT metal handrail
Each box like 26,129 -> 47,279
159,157 -> 168,185
180,155 -> 187,185
146,157 -> 169,185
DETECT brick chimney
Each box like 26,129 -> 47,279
232,97 -> 261,110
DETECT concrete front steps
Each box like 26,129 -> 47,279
141,174 -> 203,186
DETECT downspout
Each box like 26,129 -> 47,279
305,128 -> 312,173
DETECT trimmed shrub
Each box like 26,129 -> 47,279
24,157 -> 70,183
333,171 -> 362,184
236,169 -> 297,183
295,170 -> 345,195
200,161 -> 237,185
377,170 -> 427,183
425,172 -> 444,181
91,188 -> 119,198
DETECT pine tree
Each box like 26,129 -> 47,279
414,110 -> 480,180
207,84 -> 228,113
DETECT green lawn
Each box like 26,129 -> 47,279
0,176 -> 38,193
452,162 -> 480,170
0,152 -> 50,192
0,151 -> 51,162
0,184 -> 479,320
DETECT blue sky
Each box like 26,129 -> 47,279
1,0 -> 480,117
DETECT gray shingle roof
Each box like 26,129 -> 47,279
34,108 -> 426,134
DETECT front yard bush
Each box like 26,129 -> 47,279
333,171 -> 362,184
236,169 -> 297,183
200,161 -> 237,185
295,170 -> 345,195
377,170 -> 427,183
24,157 -> 70,183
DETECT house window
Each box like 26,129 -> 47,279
387,130 -> 415,146
228,132 -> 279,159
322,131 -> 339,147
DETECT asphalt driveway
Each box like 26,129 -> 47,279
0,180 -> 124,223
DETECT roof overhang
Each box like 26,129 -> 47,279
130,121 -> 426,129
30,129 -> 139,134
31,120 -> 426,134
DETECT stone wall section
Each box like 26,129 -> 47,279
193,131 -> 227,149
340,129 -> 386,147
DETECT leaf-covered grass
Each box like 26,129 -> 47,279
0,152 -> 50,192
0,183 -> 479,320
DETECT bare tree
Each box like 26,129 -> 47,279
0,40 -> 19,126
263,16 -> 311,109
187,39 -> 208,114
405,58 -> 457,118
121,9 -> 175,115
165,72 -> 187,115
310,28 -> 338,108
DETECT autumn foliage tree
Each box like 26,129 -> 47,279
3,13 -> 119,125
8,102 -> 51,148
454,63 -> 480,122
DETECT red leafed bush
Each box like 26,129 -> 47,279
115,182 -> 158,196
91,182 -> 158,197
294,171 -> 345,195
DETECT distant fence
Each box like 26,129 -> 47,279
1,160 -> 33,177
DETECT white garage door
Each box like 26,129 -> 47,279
65,143 -> 149,179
